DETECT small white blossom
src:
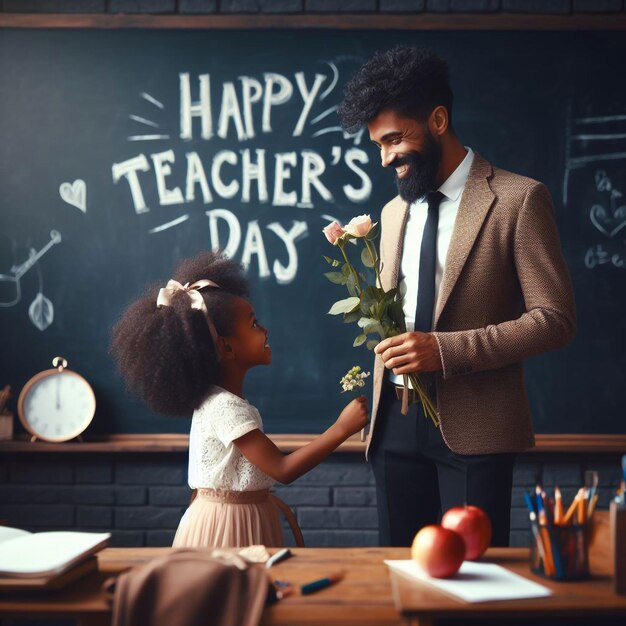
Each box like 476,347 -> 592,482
340,365 -> 371,393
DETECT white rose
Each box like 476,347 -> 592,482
344,214 -> 376,238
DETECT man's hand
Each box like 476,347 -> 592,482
374,332 -> 442,374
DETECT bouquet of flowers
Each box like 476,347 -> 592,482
322,215 -> 439,426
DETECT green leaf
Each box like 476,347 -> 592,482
323,271 -> 347,285
353,334 -> 367,347
346,273 -> 358,297
364,285 -> 379,301
344,310 -> 361,324
328,296 -> 360,315
323,256 -> 341,267
383,288 -> 398,304
360,246 -> 375,268
364,322 -> 385,338
387,301 -> 405,327
358,316 -> 378,329
365,222 -> 380,241
341,263 -> 352,277
366,339 -> 379,350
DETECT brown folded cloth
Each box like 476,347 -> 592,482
105,549 -> 270,626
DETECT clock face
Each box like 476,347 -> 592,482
19,371 -> 95,442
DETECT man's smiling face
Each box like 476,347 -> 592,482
367,108 -> 442,204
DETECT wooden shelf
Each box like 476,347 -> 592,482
0,433 -> 624,454
0,13 -> 625,30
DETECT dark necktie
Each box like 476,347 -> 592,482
414,191 -> 444,333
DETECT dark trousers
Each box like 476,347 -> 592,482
369,381 -> 517,547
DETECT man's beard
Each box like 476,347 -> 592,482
394,132 -> 441,204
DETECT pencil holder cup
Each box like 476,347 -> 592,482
530,523 -> 590,581
610,501 -> 626,595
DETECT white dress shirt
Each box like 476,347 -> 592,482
389,148 -> 474,386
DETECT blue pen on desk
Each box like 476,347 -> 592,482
301,571 -> 344,595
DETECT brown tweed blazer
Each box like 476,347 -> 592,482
367,153 -> 576,457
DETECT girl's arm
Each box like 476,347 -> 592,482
234,396 -> 368,484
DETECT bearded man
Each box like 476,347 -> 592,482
338,47 -> 576,547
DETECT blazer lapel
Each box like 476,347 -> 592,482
380,196 -> 409,291
435,153 -> 495,326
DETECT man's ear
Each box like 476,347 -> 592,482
428,105 -> 449,137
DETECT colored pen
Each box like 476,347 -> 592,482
529,511 -> 546,562
301,571 -> 344,595
585,470 -> 599,517
266,548 -> 292,569
524,491 -> 537,516
536,487 -> 548,525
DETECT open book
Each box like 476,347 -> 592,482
0,526 -> 110,578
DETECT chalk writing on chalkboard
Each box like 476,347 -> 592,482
102,62 -> 371,285
0,230 -> 61,330
59,180 -> 87,213
564,106 -> 626,270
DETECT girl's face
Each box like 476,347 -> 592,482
223,297 -> 272,369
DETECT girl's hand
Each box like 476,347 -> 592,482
336,396 -> 369,438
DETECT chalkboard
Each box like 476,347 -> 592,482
1,28 -> 624,435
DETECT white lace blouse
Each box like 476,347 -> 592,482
187,386 -> 275,491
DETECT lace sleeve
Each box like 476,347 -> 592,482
209,393 -> 260,446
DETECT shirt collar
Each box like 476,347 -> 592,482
414,147 -> 474,206
438,147 -> 474,202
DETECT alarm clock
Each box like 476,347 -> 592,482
17,357 -> 96,442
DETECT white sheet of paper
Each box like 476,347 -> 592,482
385,559 -> 553,603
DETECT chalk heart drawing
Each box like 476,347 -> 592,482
59,179 -> 86,213
590,204 -> 626,238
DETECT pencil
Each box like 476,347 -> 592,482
539,526 -> 556,576
554,486 -> 564,525
301,571 -> 345,595
577,491 -> 587,525
563,489 -> 583,525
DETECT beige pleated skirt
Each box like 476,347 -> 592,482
172,488 -> 284,548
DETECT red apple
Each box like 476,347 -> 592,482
441,505 -> 492,560
411,525 -> 465,578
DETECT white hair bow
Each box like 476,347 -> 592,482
156,279 -> 221,345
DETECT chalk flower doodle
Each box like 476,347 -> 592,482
322,215 -> 439,426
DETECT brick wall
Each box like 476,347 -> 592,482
0,0 -> 625,14
0,451 -> 622,548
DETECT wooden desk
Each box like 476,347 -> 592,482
1,547 -> 625,626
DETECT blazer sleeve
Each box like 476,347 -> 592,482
434,182 -> 576,379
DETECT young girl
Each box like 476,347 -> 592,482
110,251 -> 368,548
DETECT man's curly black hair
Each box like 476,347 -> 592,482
110,251 -> 248,417
338,46 -> 454,133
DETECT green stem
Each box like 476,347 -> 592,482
363,239 -> 382,289
338,240 -> 362,294
408,373 -> 440,428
